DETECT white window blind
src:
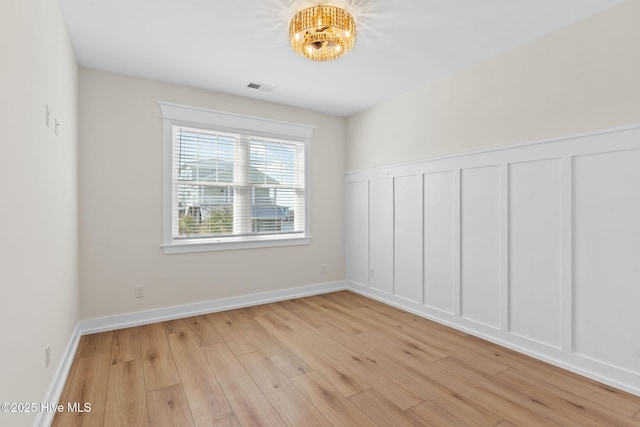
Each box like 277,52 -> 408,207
160,102 -> 313,253
173,126 -> 305,239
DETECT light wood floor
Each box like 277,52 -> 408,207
53,291 -> 640,426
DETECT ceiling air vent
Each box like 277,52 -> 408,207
246,82 -> 276,92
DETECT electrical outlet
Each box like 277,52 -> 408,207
54,118 -> 60,136
135,285 -> 144,298
321,264 -> 327,275
45,346 -> 50,369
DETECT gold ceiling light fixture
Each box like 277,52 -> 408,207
289,5 -> 356,61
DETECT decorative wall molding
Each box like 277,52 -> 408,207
345,123 -> 640,397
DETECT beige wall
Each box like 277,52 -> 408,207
1,1 -> 636,421
0,0 -> 79,426
79,69 -> 346,319
346,0 -> 640,171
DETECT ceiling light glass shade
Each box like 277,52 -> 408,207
289,5 -> 356,61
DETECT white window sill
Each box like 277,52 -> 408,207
162,235 -> 311,254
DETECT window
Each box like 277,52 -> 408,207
160,102 -> 313,253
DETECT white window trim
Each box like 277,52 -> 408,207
159,102 -> 314,254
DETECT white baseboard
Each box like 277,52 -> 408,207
80,280 -> 347,335
36,280 -> 346,426
34,278 -> 639,427
34,323 -> 81,427
347,282 -> 640,398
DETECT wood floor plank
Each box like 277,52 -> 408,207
224,308 -> 313,378
167,331 -> 235,426
420,388 -> 503,427
436,355 -> 589,426
104,359 -> 148,427
356,305 -> 453,345
293,297 -> 369,334
358,329 -> 448,364
290,372 -> 377,427
277,299 -> 333,329
110,327 -> 141,365
385,319 -> 511,376
285,318 -> 424,410
306,298 -> 381,328
238,351 -> 332,427
410,400 -> 471,427
201,343 -> 285,427
242,300 -> 298,323
139,322 -> 181,391
55,291 -> 640,427
146,384 -> 195,427
320,324 -> 504,427
354,329 -> 446,378
337,292 -> 426,324
408,362 -> 559,426
319,324 -> 443,401
254,313 -> 370,397
496,367 -> 640,427
468,339 -> 640,417
162,318 -> 191,336
52,352 -> 110,427
320,299 -> 443,351
78,331 -> 113,357
234,303 -> 274,320
259,300 -> 301,322
318,294 -> 476,360
314,291 -> 369,309
313,290 -> 369,310
355,310 -> 512,376
206,311 -> 258,356
348,388 -> 426,427
327,326 -> 549,425
182,315 -> 224,347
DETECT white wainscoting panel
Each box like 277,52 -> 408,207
394,175 -> 422,303
369,178 -> 394,294
574,148 -> 640,373
461,166 -> 501,329
345,181 -> 369,287
423,171 -> 457,314
345,124 -> 640,396
508,159 -> 562,348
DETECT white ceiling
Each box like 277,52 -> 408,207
58,0 -> 624,117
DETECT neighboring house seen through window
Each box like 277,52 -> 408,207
160,102 -> 313,253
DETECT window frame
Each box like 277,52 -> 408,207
159,102 -> 313,254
